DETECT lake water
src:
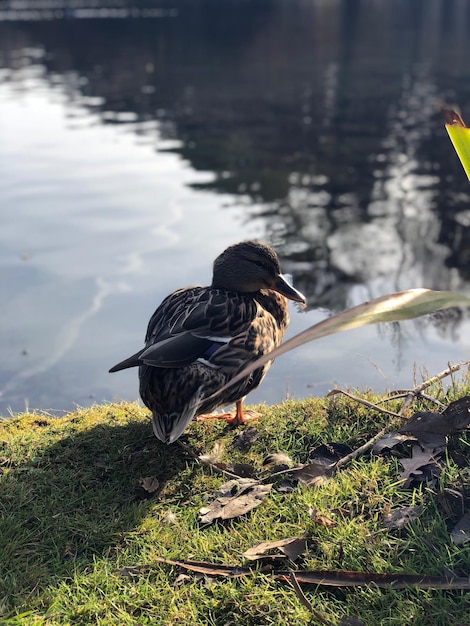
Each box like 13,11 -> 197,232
1,0 -> 470,415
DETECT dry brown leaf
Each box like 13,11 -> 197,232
292,461 -> 332,488
399,412 -> 449,449
153,556 -> 470,589
309,508 -> 338,527
372,432 -> 417,454
383,506 -> 422,530
398,446 -> 440,487
139,476 -> 160,493
442,395 -> 470,431
243,537 -> 308,561
229,462 -> 256,478
308,442 -> 351,466
199,478 -> 273,523
232,427 -> 258,452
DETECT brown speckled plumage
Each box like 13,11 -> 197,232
110,241 -> 306,444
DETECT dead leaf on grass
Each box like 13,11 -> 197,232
199,478 -> 273,523
398,397 -> 470,451
153,556 -> 470,589
139,476 -> 160,493
398,446 -> 440,488
399,412 -> 449,449
309,508 -> 338,527
383,506 -> 422,530
161,510 -> 177,525
232,427 -> 258,452
292,461 -> 332,488
308,442 -> 352,466
372,432 -> 417,454
230,462 -> 256,478
450,512 -> 470,545
276,478 -> 298,493
442,395 -> 470,431
243,537 -> 308,561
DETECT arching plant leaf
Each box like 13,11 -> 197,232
213,289 -> 470,398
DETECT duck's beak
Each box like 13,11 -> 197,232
271,274 -> 306,305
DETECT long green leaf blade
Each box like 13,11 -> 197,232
443,107 -> 470,181
213,289 -> 470,397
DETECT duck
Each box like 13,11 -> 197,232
109,240 -> 306,444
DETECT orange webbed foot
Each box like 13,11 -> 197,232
196,399 -> 259,426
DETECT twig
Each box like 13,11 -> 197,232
399,361 -> 466,413
334,423 -> 394,470
289,571 -> 335,625
328,389 -> 402,419
333,361 -> 468,470
378,392 -> 446,409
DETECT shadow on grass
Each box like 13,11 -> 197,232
0,411 -> 193,614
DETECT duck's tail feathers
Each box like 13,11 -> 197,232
109,349 -> 145,373
152,386 -> 203,444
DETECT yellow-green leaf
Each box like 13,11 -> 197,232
443,107 -> 470,181
213,289 -> 470,398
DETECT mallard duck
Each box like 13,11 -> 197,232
109,241 -> 306,444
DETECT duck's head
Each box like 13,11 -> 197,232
212,241 -> 306,304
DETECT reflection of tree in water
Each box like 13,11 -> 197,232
1,0 -> 470,317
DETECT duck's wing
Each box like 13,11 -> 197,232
109,286 -> 258,372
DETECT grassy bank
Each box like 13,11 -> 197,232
1,376 -> 469,625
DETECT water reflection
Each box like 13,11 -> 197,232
0,0 -> 469,414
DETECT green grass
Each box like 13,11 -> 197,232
1,380 -> 469,625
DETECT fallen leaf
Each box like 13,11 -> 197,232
199,478 -> 273,523
450,512 -> 470,545
292,461 -> 332,488
398,446 -> 440,487
139,476 -> 160,493
243,537 -> 308,561
232,427 -> 258,452
276,478 -> 298,493
442,396 -> 470,431
230,462 -> 256,478
308,442 -> 351,466
399,412 -> 448,449
372,432 -> 417,454
153,556 -> 470,589
309,508 -> 338,527
383,506 -> 422,530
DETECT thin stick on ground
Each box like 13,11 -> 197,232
334,362 -> 467,470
